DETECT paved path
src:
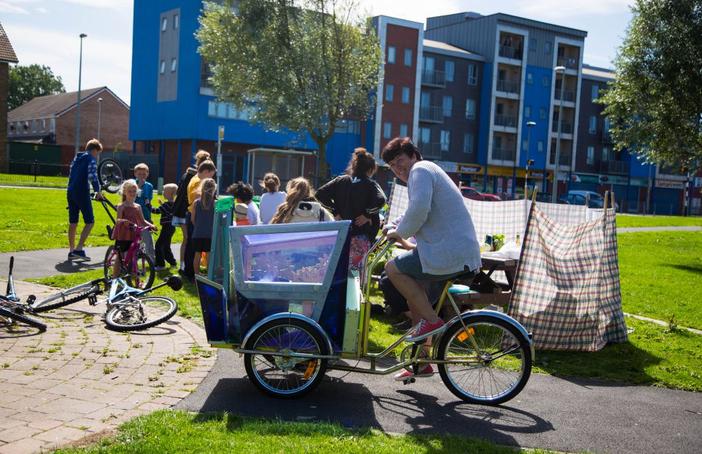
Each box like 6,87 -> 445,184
0,280 -> 215,454
618,226 -> 701,233
178,349 -> 702,454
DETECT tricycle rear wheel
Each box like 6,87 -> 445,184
243,318 -> 328,398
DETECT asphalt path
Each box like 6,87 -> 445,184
176,349 -> 701,454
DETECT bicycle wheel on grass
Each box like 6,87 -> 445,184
0,304 -> 47,332
126,251 -> 155,290
103,246 -> 122,281
243,318 -> 328,398
104,296 -> 177,331
30,281 -> 101,313
437,315 -> 531,405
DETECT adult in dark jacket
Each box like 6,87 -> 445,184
171,150 -> 210,274
316,147 -> 386,269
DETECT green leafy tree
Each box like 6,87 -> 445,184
601,0 -> 702,169
8,64 -> 66,111
197,0 -> 381,180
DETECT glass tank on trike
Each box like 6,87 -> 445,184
196,205 -> 533,403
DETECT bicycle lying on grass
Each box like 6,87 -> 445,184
1,256 -> 182,332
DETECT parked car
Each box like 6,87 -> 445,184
460,186 -> 501,202
559,190 -> 619,210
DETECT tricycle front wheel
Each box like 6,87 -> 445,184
243,318 -> 328,398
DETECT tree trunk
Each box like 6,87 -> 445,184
314,139 -> 330,188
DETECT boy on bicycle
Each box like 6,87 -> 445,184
67,138 -> 103,261
381,137 -> 481,381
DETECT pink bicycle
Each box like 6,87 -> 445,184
103,223 -> 156,290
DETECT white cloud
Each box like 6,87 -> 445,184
34,6 -> 48,14
4,23 -> 132,104
0,0 -> 35,14
515,0 -> 632,20
60,0 -> 131,10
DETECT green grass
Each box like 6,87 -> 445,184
0,188 -> 182,252
617,214 -> 702,228
618,231 -> 702,329
56,410 -> 546,453
0,173 -> 68,188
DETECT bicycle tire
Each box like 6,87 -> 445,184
103,246 -> 122,281
104,296 -> 177,331
437,314 -> 532,405
31,281 -> 101,313
97,158 -> 123,194
126,251 -> 155,290
243,318 -> 328,399
0,305 -> 47,332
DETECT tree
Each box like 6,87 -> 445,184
8,64 -> 66,111
197,0 -> 381,180
600,0 -> 702,169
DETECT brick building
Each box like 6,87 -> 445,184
0,22 -> 19,172
7,86 -> 130,165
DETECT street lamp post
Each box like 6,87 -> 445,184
525,121 -> 536,198
551,65 -> 566,203
97,97 -> 103,142
74,33 -> 87,154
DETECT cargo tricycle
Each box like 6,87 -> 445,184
196,210 -> 533,405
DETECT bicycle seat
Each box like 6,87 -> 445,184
448,284 -> 476,296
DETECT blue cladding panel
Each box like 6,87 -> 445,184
520,65 -> 552,170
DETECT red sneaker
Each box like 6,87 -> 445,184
406,318 -> 446,343
393,364 -> 435,381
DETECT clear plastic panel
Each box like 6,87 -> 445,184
240,230 -> 339,284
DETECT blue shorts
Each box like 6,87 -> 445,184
393,248 -> 473,282
67,191 -> 94,224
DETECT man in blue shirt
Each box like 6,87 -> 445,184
67,139 -> 103,260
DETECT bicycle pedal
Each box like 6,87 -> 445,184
402,378 -> 416,385
89,295 -> 98,306
26,295 -> 36,305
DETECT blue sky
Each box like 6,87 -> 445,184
1,0 -> 633,106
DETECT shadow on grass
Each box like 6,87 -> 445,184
666,263 -> 702,275
533,340 -> 661,387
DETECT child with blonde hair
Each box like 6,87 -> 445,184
133,162 -> 155,260
152,183 -> 178,270
270,177 -> 333,224
191,178 -> 217,276
111,179 -> 156,278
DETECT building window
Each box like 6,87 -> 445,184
603,117 -> 611,133
400,123 -> 408,137
591,84 -> 599,102
539,107 -> 547,120
401,86 -> 410,104
542,76 -> 549,87
529,37 -> 536,52
385,84 -> 394,102
527,73 -> 533,84
445,60 -> 454,82
544,41 -> 552,54
442,96 -> 452,117
465,98 -> 476,120
589,115 -> 597,134
587,146 -> 595,165
383,122 -> 392,139
463,133 -> 474,154
159,60 -> 166,74
387,46 -> 396,64
537,141 -> 544,152
208,100 -> 216,116
525,105 -> 531,118
602,146 -> 610,161
522,139 -> 528,151
467,63 -> 478,85
419,127 -> 431,144
170,58 -> 177,72
161,17 -> 167,31
404,48 -> 412,66
173,14 -> 179,29
440,130 -> 450,151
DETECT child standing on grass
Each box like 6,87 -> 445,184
111,179 -> 156,278
191,178 -> 217,277
152,183 -> 178,270
133,163 -> 155,261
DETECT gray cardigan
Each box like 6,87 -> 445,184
395,161 -> 482,275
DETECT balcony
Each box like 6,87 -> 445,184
494,114 -> 518,128
419,142 -> 442,159
557,56 -> 578,70
554,88 -> 576,103
552,122 -> 573,134
600,160 -> 628,175
492,146 -> 516,161
419,106 -> 443,123
499,45 -> 522,60
421,69 -> 446,87
496,79 -> 520,94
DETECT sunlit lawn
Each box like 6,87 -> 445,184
617,214 -> 702,228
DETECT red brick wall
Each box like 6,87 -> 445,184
0,62 -> 8,172
55,91 -> 131,160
